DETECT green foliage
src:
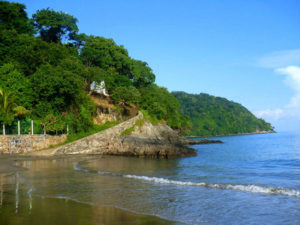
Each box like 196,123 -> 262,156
140,109 -> 160,125
130,60 -> 155,87
120,119 -> 144,136
0,1 -> 34,34
140,84 -> 183,128
173,91 -> 274,136
80,36 -> 155,90
65,121 -> 119,144
135,118 -> 145,127
0,88 -> 17,126
65,95 -> 96,134
0,29 -> 75,76
0,2 -> 191,140
30,63 -> 84,116
13,106 -> 29,120
32,8 -> 78,43
111,86 -> 141,106
0,63 -> 33,109
80,36 -> 131,74
41,114 -> 65,134
120,125 -> 135,136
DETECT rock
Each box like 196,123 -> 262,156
49,112 -> 196,158
186,139 -> 223,145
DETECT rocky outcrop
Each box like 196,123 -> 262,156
91,95 -> 139,125
48,112 -> 196,158
186,139 -> 223,145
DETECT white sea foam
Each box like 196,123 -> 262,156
74,164 -> 300,197
123,174 -> 300,197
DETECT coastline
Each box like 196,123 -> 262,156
185,130 -> 276,138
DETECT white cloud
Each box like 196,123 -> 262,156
276,66 -> 300,108
255,109 -> 283,121
255,66 -> 300,129
257,49 -> 300,68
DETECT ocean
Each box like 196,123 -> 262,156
0,132 -> 299,224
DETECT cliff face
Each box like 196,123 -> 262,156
90,95 -> 139,125
47,112 -> 196,158
111,121 -> 196,158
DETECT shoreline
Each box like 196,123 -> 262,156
185,130 -> 276,138
0,155 -> 183,225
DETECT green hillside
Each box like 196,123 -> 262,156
172,91 -> 274,136
0,1 -> 185,138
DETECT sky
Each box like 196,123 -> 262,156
17,0 -> 300,131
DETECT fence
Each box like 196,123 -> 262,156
0,119 -> 68,135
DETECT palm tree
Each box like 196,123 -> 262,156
0,88 -> 17,135
14,106 -> 29,135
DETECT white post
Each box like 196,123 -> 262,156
18,120 -> 20,136
2,124 -> 5,136
31,120 -> 34,135
67,124 -> 69,135
44,125 -> 46,135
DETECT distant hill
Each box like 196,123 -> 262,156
172,91 -> 274,136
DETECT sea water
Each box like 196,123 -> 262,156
1,132 -> 299,224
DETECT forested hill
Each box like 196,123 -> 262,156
0,1 -> 186,138
172,91 -> 274,136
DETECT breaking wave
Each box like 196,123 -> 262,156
123,174 -> 300,197
74,164 -> 300,198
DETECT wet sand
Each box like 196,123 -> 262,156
0,155 -> 182,225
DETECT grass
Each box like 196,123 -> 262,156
135,118 -> 145,127
37,121 -> 119,151
140,109 -> 161,125
120,118 -> 144,136
120,125 -> 135,136
64,121 -> 119,144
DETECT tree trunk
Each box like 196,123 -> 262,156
2,124 -> 5,136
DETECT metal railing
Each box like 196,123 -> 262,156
0,119 -> 68,135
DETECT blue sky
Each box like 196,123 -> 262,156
18,0 -> 300,131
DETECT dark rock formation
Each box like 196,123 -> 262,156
186,139 -> 223,145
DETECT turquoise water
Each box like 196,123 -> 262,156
1,132 -> 300,224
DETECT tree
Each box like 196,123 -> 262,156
111,86 -> 141,106
0,63 -> 33,109
130,60 -> 155,87
140,84 -> 183,128
0,1 -> 34,34
41,114 -> 64,134
30,63 -> 84,117
0,88 -> 17,135
32,8 -> 78,43
0,29 -> 76,76
80,36 -> 155,90
172,91 -> 274,135
80,36 -> 131,75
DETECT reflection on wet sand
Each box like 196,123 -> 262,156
0,156 -> 182,225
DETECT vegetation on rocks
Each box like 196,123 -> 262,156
173,91 -> 274,136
